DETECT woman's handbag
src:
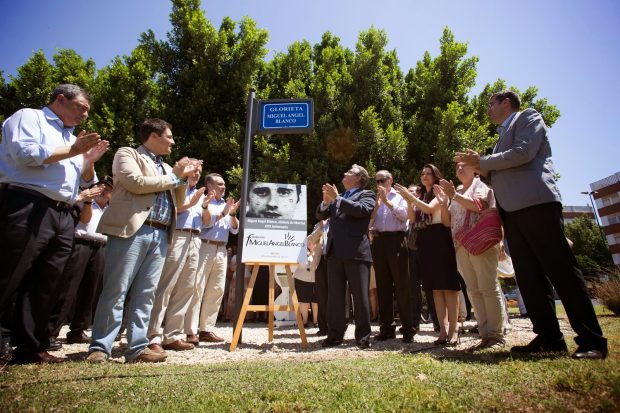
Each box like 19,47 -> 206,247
406,212 -> 429,251
454,207 -> 503,255
406,227 -> 419,250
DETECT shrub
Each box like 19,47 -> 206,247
592,274 -> 620,315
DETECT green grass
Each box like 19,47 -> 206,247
1,313 -> 619,412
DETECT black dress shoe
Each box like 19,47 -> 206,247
511,336 -> 568,354
315,329 -> 328,337
47,337 -> 63,351
66,330 -> 90,344
402,335 -> 414,344
572,348 -> 607,360
356,338 -> 370,349
374,332 -> 396,341
0,341 -> 13,362
12,351 -> 66,364
321,338 -> 343,348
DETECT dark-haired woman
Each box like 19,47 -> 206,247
395,164 -> 461,345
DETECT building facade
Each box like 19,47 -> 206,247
563,205 -> 595,225
590,172 -> 620,267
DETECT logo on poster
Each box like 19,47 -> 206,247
245,232 -> 305,248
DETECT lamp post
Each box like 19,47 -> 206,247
580,190 -> 611,259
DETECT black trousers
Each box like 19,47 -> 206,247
501,202 -> 606,351
371,231 -> 414,336
314,257 -> 329,332
408,249 -> 438,329
0,188 -> 76,353
326,257 -> 371,341
48,241 -> 105,337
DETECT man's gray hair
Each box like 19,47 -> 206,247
49,84 -> 90,104
352,164 -> 370,188
376,170 -> 393,180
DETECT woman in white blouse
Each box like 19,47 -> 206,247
435,162 -> 505,351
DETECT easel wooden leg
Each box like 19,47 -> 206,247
286,265 -> 307,349
229,265 -> 259,351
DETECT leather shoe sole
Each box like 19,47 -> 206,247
356,339 -> 370,349
162,340 -> 195,351
511,341 -> 567,354
86,351 -> 108,363
148,343 -> 165,354
128,347 -> 167,363
46,338 -> 63,351
374,333 -> 396,341
66,331 -> 90,344
14,351 -> 66,364
199,332 -> 225,343
572,349 -> 607,360
321,339 -> 343,348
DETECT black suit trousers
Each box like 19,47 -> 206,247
48,242 -> 105,337
0,188 -> 75,353
326,257 -> 371,341
371,232 -> 414,336
315,257 -> 329,332
501,202 -> 606,351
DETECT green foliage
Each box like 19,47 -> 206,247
564,215 -> 614,277
0,0 -> 562,228
593,274 -> 620,315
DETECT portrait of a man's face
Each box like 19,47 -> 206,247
247,182 -> 304,219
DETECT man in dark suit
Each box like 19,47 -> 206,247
455,90 -> 607,359
316,164 -> 376,348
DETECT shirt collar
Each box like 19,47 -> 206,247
42,106 -> 75,133
140,145 -> 163,165
498,111 -> 517,134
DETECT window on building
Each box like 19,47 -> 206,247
602,193 -> 620,207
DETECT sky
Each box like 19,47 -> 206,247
1,0 -> 618,207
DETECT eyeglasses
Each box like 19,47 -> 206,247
375,178 -> 387,184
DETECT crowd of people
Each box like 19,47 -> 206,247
0,84 -> 608,364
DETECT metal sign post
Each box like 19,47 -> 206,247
232,92 -> 314,348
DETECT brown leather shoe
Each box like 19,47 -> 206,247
199,331 -> 225,343
147,343 -> 165,354
13,351 -> 66,364
128,347 -> 167,363
162,339 -> 195,351
186,334 -> 199,345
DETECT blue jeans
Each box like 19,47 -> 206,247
89,225 -> 168,360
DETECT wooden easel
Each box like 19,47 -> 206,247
229,262 -> 308,351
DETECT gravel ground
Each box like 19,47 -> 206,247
50,316 -> 575,364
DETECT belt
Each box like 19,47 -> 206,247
201,239 -> 227,246
375,230 -> 406,237
144,220 -> 169,231
75,238 -> 106,248
177,228 -> 200,236
0,183 -> 73,210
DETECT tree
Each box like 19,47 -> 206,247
564,215 -> 614,278
402,27 -> 478,183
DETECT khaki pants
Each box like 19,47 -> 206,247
147,231 -> 201,344
186,242 -> 227,333
456,244 -> 503,340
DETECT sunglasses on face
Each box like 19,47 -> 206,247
375,178 -> 388,184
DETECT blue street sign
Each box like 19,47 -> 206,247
257,99 -> 314,135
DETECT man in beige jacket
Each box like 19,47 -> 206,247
87,118 -> 195,363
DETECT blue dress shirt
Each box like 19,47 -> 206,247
0,107 -> 95,203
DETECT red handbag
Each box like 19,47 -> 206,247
454,207 -> 503,255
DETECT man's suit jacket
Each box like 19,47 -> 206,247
315,189 -> 375,262
97,146 -> 185,244
479,108 -> 562,212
